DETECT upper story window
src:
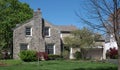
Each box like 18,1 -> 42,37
25,27 -> 32,36
44,27 -> 50,37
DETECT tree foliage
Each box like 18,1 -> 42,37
0,0 -> 33,51
64,27 -> 101,48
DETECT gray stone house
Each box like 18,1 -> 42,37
13,9 -> 77,59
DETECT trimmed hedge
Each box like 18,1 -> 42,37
19,50 -> 62,61
19,50 -> 37,62
48,54 -> 61,60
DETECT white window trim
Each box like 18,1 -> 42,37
60,33 -> 62,38
53,45 -> 56,54
27,45 -> 29,50
49,28 -> 51,37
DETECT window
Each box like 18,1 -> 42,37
45,44 -> 55,54
25,27 -> 32,36
44,27 -> 50,37
20,44 -> 28,51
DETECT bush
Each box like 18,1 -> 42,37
48,54 -> 61,60
19,50 -> 37,62
62,50 -> 69,59
106,47 -> 118,59
36,52 -> 48,60
1,50 -> 11,59
74,51 -> 82,60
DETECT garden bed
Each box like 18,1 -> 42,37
0,62 -> 8,66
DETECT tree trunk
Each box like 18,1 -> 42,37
115,35 -> 120,70
118,45 -> 120,70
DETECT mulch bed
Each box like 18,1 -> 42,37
0,62 -> 8,66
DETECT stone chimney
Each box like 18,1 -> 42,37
33,8 -> 42,18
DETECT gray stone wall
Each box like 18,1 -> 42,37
13,10 -> 61,59
13,11 -> 45,59
44,21 -> 61,55
13,20 -> 34,59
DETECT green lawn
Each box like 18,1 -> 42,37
0,60 -> 117,70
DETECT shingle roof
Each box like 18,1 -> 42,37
44,20 -> 53,27
56,25 -> 77,32
43,19 -> 77,32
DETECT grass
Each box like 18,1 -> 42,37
0,60 -> 22,66
0,60 -> 117,70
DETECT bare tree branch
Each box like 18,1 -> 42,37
77,0 -> 120,69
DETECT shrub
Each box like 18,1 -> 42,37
48,54 -> 61,60
74,51 -> 82,60
19,50 -> 37,62
106,47 -> 118,59
1,50 -> 11,59
62,50 -> 69,59
36,52 -> 48,60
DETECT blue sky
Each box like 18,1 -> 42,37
19,0 -> 88,28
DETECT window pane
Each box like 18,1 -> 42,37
45,44 -> 54,54
44,27 -> 49,36
20,44 -> 28,51
26,27 -> 31,35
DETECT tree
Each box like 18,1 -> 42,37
64,27 -> 101,59
64,36 -> 79,59
77,0 -> 120,69
0,0 -> 33,57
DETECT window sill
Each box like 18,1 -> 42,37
25,35 -> 32,37
45,36 -> 51,38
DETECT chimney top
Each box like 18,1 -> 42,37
33,8 -> 41,17
37,8 -> 41,13
38,8 -> 40,10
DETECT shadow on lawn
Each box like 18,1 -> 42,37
74,67 -> 117,70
